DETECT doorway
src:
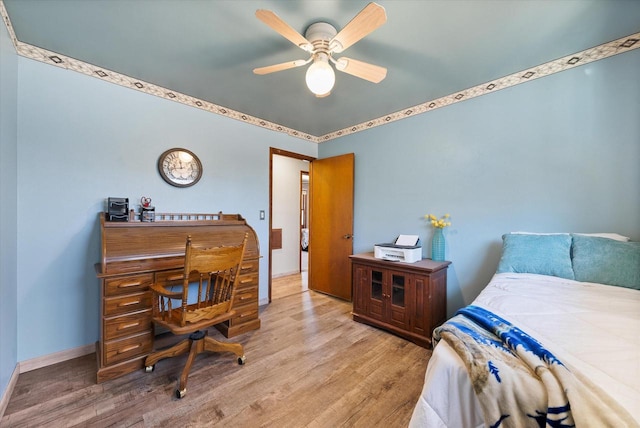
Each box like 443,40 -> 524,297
268,149 -> 355,303
300,171 -> 309,273
269,148 -> 315,302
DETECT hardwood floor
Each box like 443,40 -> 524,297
3,273 -> 431,427
272,270 -> 309,300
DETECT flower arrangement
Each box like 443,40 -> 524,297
425,213 -> 451,229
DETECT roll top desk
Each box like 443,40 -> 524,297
95,212 -> 260,383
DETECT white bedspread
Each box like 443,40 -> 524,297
409,273 -> 640,427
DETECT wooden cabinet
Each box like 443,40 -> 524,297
95,212 -> 260,383
350,253 -> 450,348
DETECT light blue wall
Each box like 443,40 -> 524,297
5,23 -> 640,373
319,49 -> 640,315
0,18 -> 19,401
15,57 -> 317,362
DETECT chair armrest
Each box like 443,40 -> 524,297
149,283 -> 183,299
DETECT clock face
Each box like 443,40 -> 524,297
158,148 -> 202,187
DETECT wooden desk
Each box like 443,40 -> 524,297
95,212 -> 260,383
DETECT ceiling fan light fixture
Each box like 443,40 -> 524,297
305,53 -> 335,97
254,4 -> 387,97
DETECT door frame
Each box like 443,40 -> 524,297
268,147 -> 316,303
300,170 -> 309,273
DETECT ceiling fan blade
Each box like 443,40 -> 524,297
334,57 -> 387,83
255,9 -> 314,52
329,3 -> 387,53
253,59 -> 310,75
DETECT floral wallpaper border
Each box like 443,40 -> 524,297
1,2 -> 638,143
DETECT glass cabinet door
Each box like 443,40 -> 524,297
371,270 -> 383,300
391,274 -> 405,307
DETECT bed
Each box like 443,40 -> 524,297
409,232 -> 640,428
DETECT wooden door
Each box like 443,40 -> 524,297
308,153 -> 354,300
367,267 -> 384,321
387,270 -> 409,330
351,262 -> 370,316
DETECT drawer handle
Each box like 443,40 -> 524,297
117,322 -> 140,331
118,281 -> 142,289
240,279 -> 253,284
118,300 -> 140,307
118,344 -> 140,354
239,295 -> 251,301
240,265 -> 252,272
165,275 -> 183,281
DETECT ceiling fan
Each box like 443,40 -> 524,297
253,2 -> 387,97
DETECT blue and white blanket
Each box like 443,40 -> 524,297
433,305 -> 636,428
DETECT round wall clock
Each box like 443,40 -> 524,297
158,148 -> 202,188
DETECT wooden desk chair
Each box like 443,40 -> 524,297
145,233 -> 248,398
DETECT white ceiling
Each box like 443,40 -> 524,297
3,0 -> 640,140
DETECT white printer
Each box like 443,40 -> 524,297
374,235 -> 422,263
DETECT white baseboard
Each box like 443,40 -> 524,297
19,343 -> 95,373
0,363 -> 19,420
271,270 -> 300,278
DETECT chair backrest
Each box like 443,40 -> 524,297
153,233 -> 249,328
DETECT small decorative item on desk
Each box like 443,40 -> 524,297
425,213 -> 451,261
141,196 -> 155,222
107,197 -> 129,222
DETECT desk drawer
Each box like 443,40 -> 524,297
104,291 -> 152,317
104,310 -> 152,341
240,259 -> 259,274
234,286 -> 258,306
104,332 -> 153,366
104,256 -> 183,276
237,272 -> 258,291
104,273 -> 153,296
155,269 -> 185,286
233,296 -> 259,317
230,302 -> 259,326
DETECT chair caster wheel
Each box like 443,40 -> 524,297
145,365 -> 155,373
237,355 -> 246,365
176,388 -> 186,399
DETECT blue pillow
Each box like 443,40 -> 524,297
571,234 -> 640,289
496,233 -> 574,279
